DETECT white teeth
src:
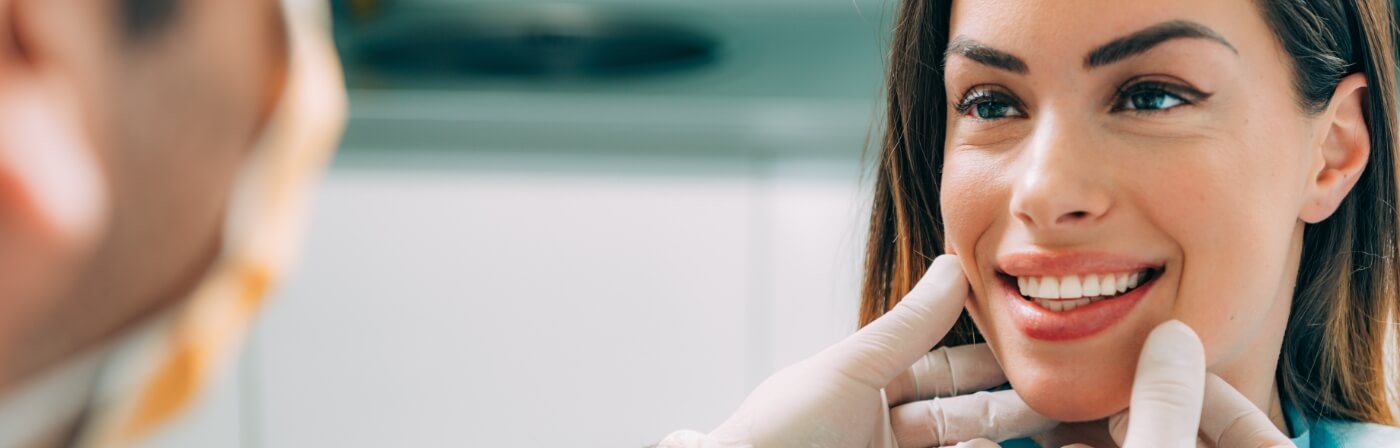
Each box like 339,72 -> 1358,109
1081,274 -> 1101,297
1033,297 -> 1094,312
1060,276 -> 1082,299
1014,269 -> 1153,309
1038,276 -> 1060,299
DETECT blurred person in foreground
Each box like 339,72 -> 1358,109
0,0 -> 344,446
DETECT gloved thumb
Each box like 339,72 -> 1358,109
823,254 -> 970,389
1117,320 -> 1206,447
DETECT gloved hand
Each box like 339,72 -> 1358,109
1102,321 -> 1293,448
659,255 -> 1056,447
962,321 -> 1294,448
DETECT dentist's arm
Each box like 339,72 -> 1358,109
658,255 -> 1055,448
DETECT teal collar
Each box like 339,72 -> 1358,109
1284,398 -> 1311,447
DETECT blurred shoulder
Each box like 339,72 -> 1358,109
1309,418 -> 1400,447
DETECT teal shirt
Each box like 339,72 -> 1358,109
1285,400 -> 1400,447
1000,400 -> 1400,447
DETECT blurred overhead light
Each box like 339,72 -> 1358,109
335,3 -> 720,82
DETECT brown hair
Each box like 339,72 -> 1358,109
859,0 -> 1400,424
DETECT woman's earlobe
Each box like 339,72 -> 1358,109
1299,73 -> 1371,224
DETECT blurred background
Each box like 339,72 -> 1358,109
149,0 -> 894,446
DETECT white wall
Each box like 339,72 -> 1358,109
148,148 -> 872,447
139,0 -> 889,443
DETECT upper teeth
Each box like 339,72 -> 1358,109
1016,271 -> 1147,299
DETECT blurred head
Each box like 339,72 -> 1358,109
862,0 -> 1398,424
0,0 -> 290,391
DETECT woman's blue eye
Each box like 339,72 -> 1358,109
1120,89 -> 1186,111
961,96 -> 1024,120
975,101 -> 1014,119
955,88 -> 1025,121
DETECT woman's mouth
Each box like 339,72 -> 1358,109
1012,269 -> 1157,312
994,253 -> 1164,341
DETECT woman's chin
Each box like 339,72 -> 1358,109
1006,364 -> 1135,422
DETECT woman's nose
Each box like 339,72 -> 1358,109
1008,120 -> 1113,231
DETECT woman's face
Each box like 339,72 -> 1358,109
941,0 -> 1321,421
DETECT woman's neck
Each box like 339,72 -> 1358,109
1205,228 -> 1303,438
1210,298 -> 1293,435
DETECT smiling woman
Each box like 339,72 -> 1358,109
860,0 -> 1400,445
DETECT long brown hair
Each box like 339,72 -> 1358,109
859,0 -> 1400,424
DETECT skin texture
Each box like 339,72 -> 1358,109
939,0 -> 1371,435
0,0 -> 285,393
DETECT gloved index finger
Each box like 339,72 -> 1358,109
826,255 -> 970,390
890,389 -> 1056,447
887,343 -> 1007,406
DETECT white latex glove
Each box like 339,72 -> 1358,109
1008,321 -> 1292,448
659,255 -> 1056,448
1099,320 -> 1294,448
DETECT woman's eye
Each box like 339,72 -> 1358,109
957,91 -> 1025,120
1124,91 -> 1184,110
952,87 -> 1030,120
1115,83 -> 1193,113
973,100 -> 1021,119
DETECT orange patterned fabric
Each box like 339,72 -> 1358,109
82,0 -> 347,445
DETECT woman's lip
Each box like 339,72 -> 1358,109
1002,273 -> 1156,341
997,251 -> 1162,277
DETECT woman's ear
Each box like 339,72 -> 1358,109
1299,73 -> 1371,224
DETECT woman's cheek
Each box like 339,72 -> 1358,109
1127,142 -> 1300,368
940,151 -> 1008,300
941,151 -> 1007,251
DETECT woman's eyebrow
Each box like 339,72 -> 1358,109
944,20 -> 1237,75
1085,20 -> 1238,68
945,38 -> 1029,74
